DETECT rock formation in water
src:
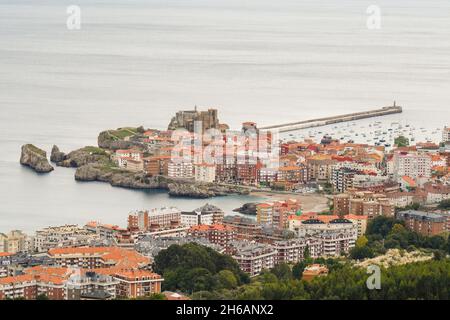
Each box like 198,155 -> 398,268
50,145 -> 66,163
233,202 -> 258,215
20,144 -> 54,173
74,163 -> 248,198
51,146 -> 110,168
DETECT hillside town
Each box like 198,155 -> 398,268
4,109 -> 450,300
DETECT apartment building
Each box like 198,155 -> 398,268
181,204 -> 224,227
128,207 -> 181,231
289,213 -> 367,238
222,216 -> 262,241
0,230 -> 28,254
306,155 -> 336,182
442,126 -> 450,144
168,161 -> 194,179
272,239 -> 306,265
229,242 -> 277,277
289,218 -> 357,256
256,199 -> 301,229
84,222 -> 126,240
33,225 -> 99,253
194,163 -> 216,183
397,210 -> 446,236
187,224 -> 237,249
144,156 -> 170,176
333,191 -> 395,218
47,247 -> 150,270
114,270 -> 163,299
392,151 -> 432,179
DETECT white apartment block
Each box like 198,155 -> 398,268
393,151 -> 432,179
168,161 -> 194,179
443,127 -> 450,143
194,163 -> 216,183
181,211 -> 214,227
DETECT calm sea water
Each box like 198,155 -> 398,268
0,0 -> 449,232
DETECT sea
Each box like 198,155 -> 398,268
0,0 -> 449,232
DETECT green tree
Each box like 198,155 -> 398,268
355,235 -> 369,248
270,263 -> 292,281
216,270 -> 238,290
292,261 -> 307,279
394,135 -> 409,147
437,199 -> 450,210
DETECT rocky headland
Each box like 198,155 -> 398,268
20,144 -> 54,173
21,125 -> 250,198
74,163 -> 249,197
233,202 -> 258,215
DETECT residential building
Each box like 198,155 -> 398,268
187,224 -> 236,249
168,161 -> 194,179
128,207 -> 181,231
34,225 -> 99,253
392,151 -> 432,179
256,199 -> 301,229
229,241 -> 277,277
114,270 -> 163,299
47,247 -> 150,270
397,210 -> 446,236
181,203 -> 224,227
194,163 -> 216,183
223,216 -> 262,241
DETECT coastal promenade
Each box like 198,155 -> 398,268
260,105 -> 402,133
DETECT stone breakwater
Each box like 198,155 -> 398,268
20,144 -> 54,173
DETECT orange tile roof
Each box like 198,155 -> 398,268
48,247 -> 150,269
0,274 -> 34,285
401,176 -> 416,187
0,252 -> 13,257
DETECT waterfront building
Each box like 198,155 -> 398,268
144,156 -> 170,176
194,163 -> 216,183
168,160 -> 194,179
34,225 -> 99,253
128,207 -> 181,231
256,199 -> 301,229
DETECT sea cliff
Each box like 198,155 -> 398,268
20,144 -> 54,173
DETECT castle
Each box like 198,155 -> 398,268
168,107 -> 229,133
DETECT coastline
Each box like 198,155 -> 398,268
249,191 -> 331,213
